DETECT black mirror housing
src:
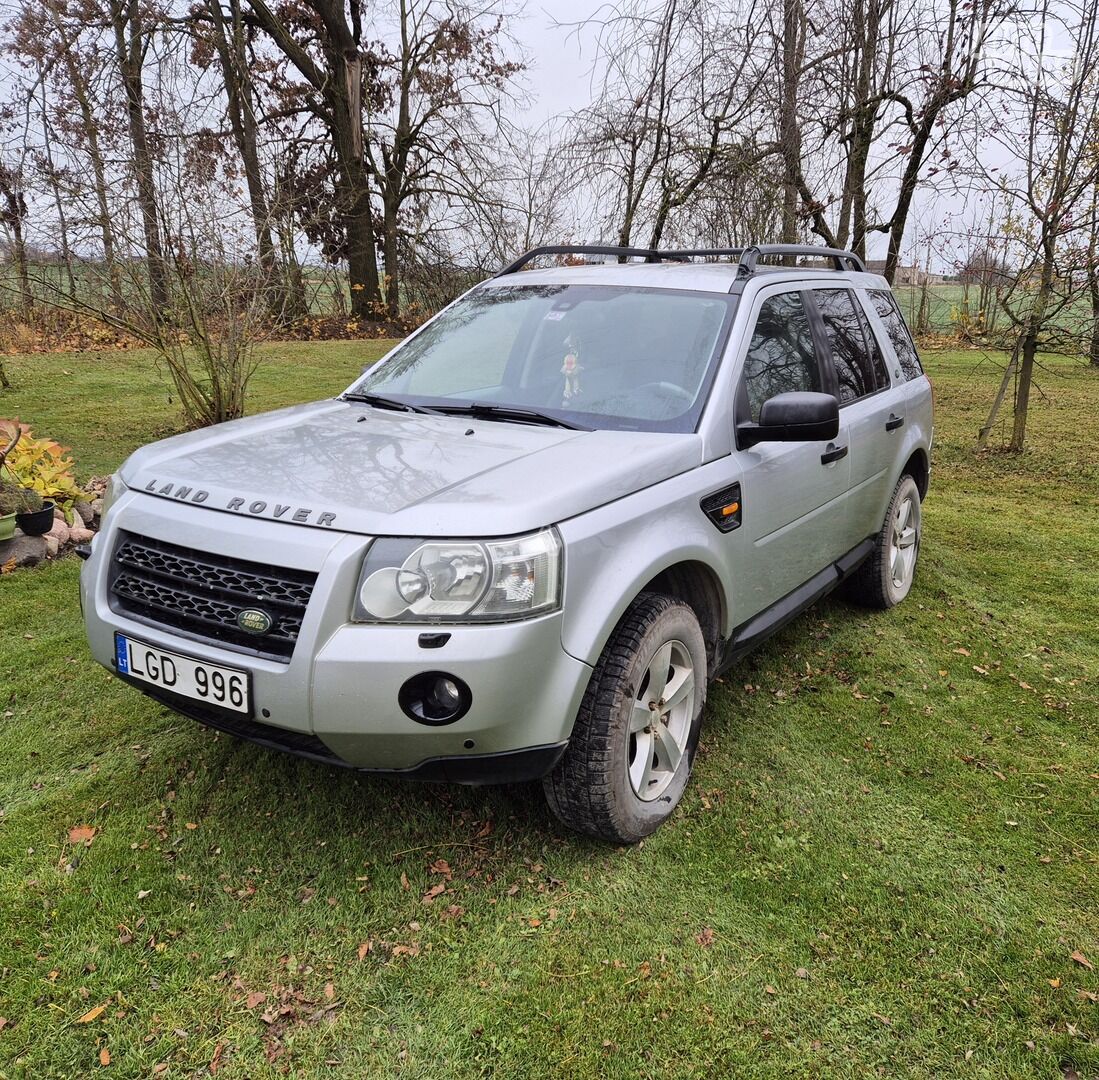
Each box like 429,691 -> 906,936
738,391 -> 839,447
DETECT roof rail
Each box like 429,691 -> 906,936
736,244 -> 866,275
657,248 -> 745,260
495,242 -> 866,278
496,244 -> 686,276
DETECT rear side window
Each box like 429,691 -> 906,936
868,289 -> 923,381
813,288 -> 888,403
742,291 -> 821,421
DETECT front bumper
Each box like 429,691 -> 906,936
81,494 -> 592,780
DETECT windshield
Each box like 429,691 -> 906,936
348,284 -> 735,433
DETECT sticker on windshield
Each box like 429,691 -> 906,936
544,310 -> 565,321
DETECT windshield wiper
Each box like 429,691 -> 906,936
430,403 -> 590,431
341,391 -> 436,415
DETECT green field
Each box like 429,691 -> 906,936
0,343 -> 1096,1078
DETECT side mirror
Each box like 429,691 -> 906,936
738,391 -> 839,448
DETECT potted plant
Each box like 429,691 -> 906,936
0,480 -> 19,542
13,486 -> 55,536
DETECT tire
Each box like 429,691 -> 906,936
847,474 -> 922,609
544,593 -> 707,843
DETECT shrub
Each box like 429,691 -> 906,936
0,418 -> 83,511
0,479 -> 22,515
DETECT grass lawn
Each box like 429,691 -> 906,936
0,343 -> 1096,1078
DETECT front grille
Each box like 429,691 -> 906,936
109,531 -> 318,661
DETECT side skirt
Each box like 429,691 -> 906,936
715,537 -> 875,674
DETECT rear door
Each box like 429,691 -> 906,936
809,287 -> 904,542
726,286 -> 852,622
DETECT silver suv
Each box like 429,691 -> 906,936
80,243 -> 933,842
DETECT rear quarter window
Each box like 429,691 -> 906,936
868,289 -> 924,381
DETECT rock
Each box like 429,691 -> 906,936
53,506 -> 66,522
44,534 -> 59,558
0,534 -> 48,569
88,498 -> 103,530
69,527 -> 94,544
72,501 -> 92,527
47,521 -> 70,545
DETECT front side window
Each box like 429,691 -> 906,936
349,284 -> 734,433
868,289 -> 924,381
814,288 -> 885,403
741,291 -> 821,421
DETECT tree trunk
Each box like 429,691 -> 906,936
1090,273 -> 1099,366
110,0 -> 169,316
0,176 -> 33,315
53,10 -> 122,308
779,0 -> 803,257
207,0 -> 291,322
39,88 -> 77,301
1010,247 -> 1055,451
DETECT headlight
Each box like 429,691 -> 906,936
353,528 -> 562,623
101,473 -> 127,519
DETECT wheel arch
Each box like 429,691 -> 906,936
640,561 -> 726,671
901,446 -> 929,500
561,546 -> 731,677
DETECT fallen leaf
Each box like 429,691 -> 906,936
953,647 -> 971,656
475,820 -> 494,839
764,985 -> 777,996
528,918 -> 542,928
1049,977 -> 1062,988
245,992 -> 267,1009
357,941 -> 373,961
210,1042 -> 225,1073
1077,989 -> 1099,1003
1070,950 -> 1093,970
695,927 -> 714,948
422,882 -> 446,904
99,1047 -> 111,1066
69,825 -> 97,845
137,890 -> 151,900
795,967 -> 809,979
324,982 -> 335,1001
399,872 -> 410,891
77,1004 -> 107,1024
185,822 -> 198,830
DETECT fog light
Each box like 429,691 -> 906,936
399,672 -> 471,726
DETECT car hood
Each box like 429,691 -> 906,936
119,400 -> 703,536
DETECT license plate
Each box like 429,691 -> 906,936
115,634 -> 250,714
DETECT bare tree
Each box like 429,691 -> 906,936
976,0 -> 1099,449
243,0 -> 383,317
570,0 -> 769,253
108,0 -> 170,314
363,0 -> 523,317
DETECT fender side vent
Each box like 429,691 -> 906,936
701,483 -> 742,532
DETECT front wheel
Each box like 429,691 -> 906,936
848,474 -> 923,609
544,593 -> 707,843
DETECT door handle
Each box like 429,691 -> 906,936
820,444 -> 848,465
885,414 -> 904,432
